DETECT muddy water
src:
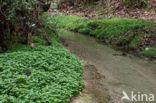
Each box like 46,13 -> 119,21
58,30 -> 156,103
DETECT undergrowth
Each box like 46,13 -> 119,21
0,14 -> 84,103
53,15 -> 84,28
142,47 -> 156,58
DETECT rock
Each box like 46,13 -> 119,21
145,47 -> 149,51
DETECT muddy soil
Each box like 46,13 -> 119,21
72,64 -> 111,103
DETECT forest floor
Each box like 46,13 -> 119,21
58,0 -> 156,21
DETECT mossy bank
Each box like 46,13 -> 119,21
53,15 -> 156,59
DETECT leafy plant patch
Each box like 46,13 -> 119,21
0,39 -> 84,103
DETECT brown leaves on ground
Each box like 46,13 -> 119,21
26,68 -> 31,76
58,0 -> 156,21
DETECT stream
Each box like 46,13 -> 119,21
58,30 -> 156,103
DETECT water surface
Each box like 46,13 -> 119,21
59,30 -> 156,103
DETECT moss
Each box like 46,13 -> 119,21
141,47 -> 156,58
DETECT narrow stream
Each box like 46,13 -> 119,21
59,30 -> 156,103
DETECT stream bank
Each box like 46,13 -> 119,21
59,29 -> 156,103
54,15 -> 156,59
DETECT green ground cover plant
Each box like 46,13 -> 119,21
53,15 -> 84,28
54,15 -> 156,58
0,31 -> 84,103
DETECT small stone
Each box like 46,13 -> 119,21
145,47 -> 149,51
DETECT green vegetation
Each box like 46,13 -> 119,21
54,15 -> 156,58
0,0 -> 51,50
0,36 -> 84,103
142,47 -> 156,58
129,33 -> 144,48
0,13 -> 84,103
53,15 -> 83,28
